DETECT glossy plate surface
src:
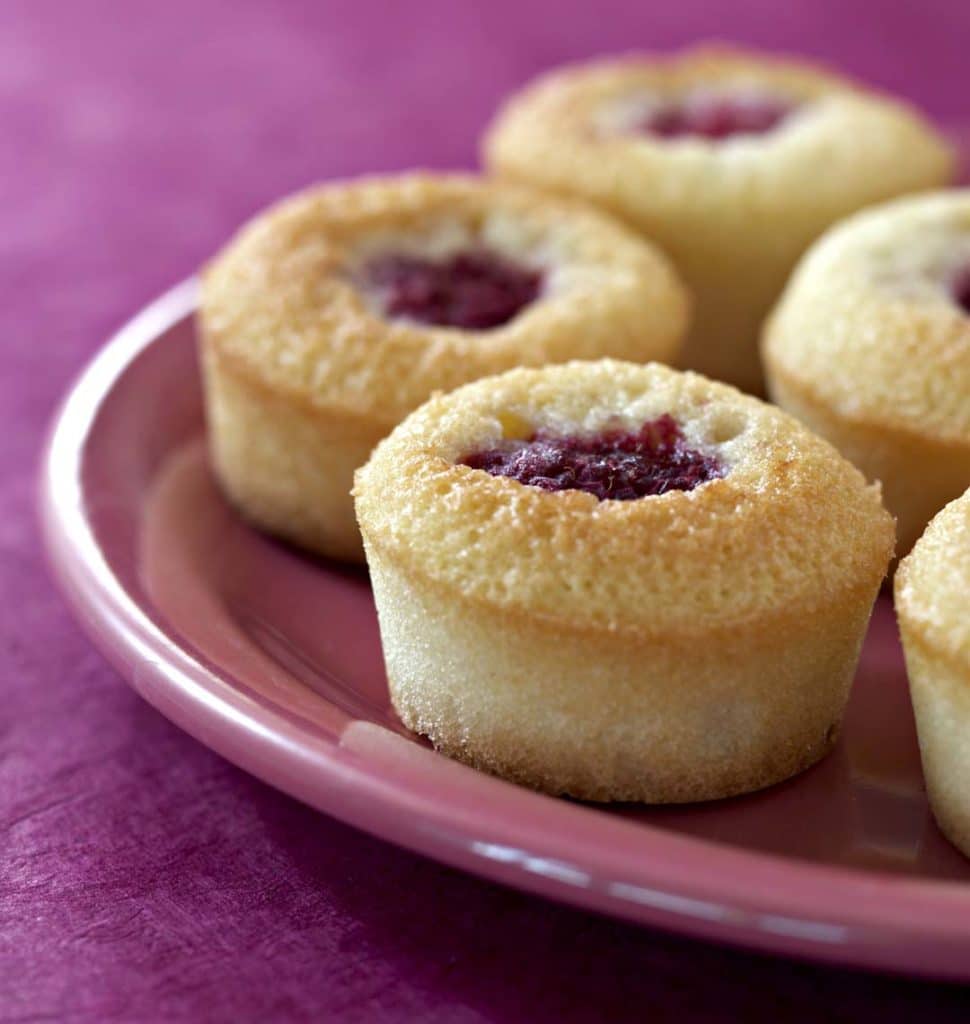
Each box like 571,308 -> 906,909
41,281 -> 970,979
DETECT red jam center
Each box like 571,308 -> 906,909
364,250 -> 542,330
953,266 -> 970,315
640,94 -> 793,140
462,414 -> 724,500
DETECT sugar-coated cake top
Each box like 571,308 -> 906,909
200,173 -> 688,428
354,360 -> 894,638
764,190 -> 970,444
896,488 -> 970,669
484,46 -> 953,230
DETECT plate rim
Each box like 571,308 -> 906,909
40,279 -> 970,981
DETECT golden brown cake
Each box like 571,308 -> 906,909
354,359 -> 894,802
200,173 -> 688,562
895,489 -> 970,859
483,45 -> 953,395
764,190 -> 970,557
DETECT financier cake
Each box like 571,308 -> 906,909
895,489 -> 970,859
200,173 -> 688,562
484,46 -> 953,394
354,360 -> 894,802
764,190 -> 970,556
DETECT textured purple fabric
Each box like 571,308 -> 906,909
4,1 -> 970,1019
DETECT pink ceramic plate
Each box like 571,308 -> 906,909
41,281 -> 970,980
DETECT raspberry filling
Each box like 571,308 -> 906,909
953,266 -> 970,315
364,250 -> 542,330
462,414 -> 724,500
640,94 -> 793,140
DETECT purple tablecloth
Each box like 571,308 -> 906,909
5,1 -> 970,1019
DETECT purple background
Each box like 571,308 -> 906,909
5,1 -> 970,1019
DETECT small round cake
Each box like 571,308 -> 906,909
895,489 -> 970,859
763,190 -> 970,557
200,173 -> 688,562
354,360 -> 894,802
483,46 -> 953,395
